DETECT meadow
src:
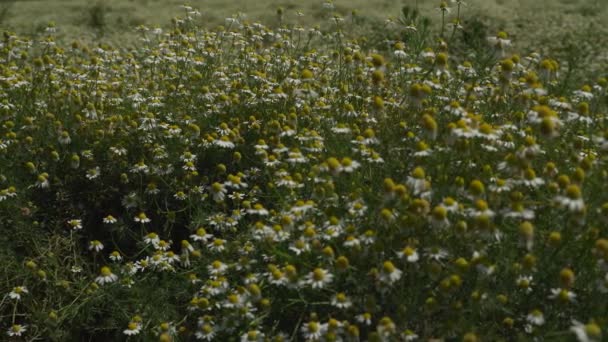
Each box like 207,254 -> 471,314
1,0 -> 608,341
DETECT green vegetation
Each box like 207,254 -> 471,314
1,0 -> 606,81
1,1 -> 608,341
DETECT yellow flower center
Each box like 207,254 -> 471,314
312,268 -> 325,281
566,185 -> 582,199
100,266 -> 112,276
383,261 -> 396,273
412,167 -> 425,179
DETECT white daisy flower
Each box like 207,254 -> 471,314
95,266 -> 118,285
301,321 -> 325,340
190,227 -> 213,243
103,215 -> 117,224
144,232 -> 160,246
379,261 -> 402,285
331,292 -> 352,309
305,268 -> 333,289
7,324 -> 27,337
570,320 -> 602,342
526,309 -> 545,326
134,212 -> 151,223
240,330 -> 264,342
109,251 -> 123,262
208,260 -> 228,275
397,246 -> 419,263
210,182 -> 227,203
123,322 -> 142,336
195,324 -> 216,341
88,240 -> 104,252
9,286 -> 28,300
68,219 -> 83,230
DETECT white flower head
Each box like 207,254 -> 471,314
123,322 -> 142,336
88,240 -> 104,252
9,286 -> 28,300
95,266 -> 118,285
7,324 -> 27,337
570,320 -> 602,342
379,261 -> 402,285
68,219 -> 83,230
305,268 -> 333,289
134,212 -> 151,224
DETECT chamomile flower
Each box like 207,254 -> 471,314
526,309 -> 545,326
570,320 -> 602,342
109,250 -> 123,262
343,235 -> 361,249
549,288 -> 577,302
555,185 -> 585,212
341,157 -> 360,173
174,191 -> 187,200
103,215 -> 117,224
130,160 -> 149,174
360,229 -> 376,245
379,261 -> 402,285
356,312 -> 373,325
195,324 -> 217,340
430,205 -> 450,228
208,238 -> 226,253
289,239 -> 310,255
58,131 -> 71,145
305,268 -> 334,289
86,167 -> 101,180
155,240 -> 172,251
210,182 -> 227,203
96,266 -> 118,285
7,324 -> 26,337
301,321 -> 325,340
89,240 -> 104,252
487,31 -> 511,51
407,167 -> 429,195
331,292 -> 352,309
190,227 -> 213,243
68,219 -> 83,230
241,330 -> 265,342
397,246 -> 419,263
268,267 -> 288,286
134,212 -> 151,224
377,316 -> 397,338
123,322 -> 142,336
208,260 -> 228,275
9,286 -> 28,300
426,247 -> 449,261
247,203 -> 269,216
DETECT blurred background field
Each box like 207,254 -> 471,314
0,0 -> 606,78
0,0 -> 605,42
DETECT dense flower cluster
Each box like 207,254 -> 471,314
1,4 -> 608,341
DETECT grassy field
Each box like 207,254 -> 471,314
2,0 -> 608,341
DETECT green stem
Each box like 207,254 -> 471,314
441,11 -> 445,39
